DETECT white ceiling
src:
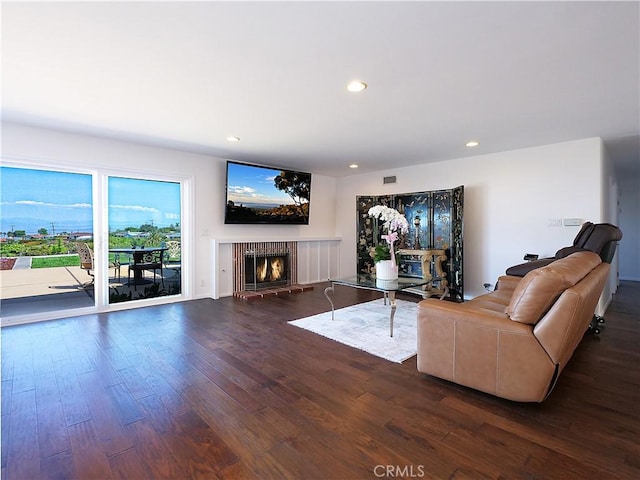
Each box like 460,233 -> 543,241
2,1 -> 639,178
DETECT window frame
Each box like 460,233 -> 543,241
1,157 -> 193,325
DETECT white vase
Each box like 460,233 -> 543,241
375,260 -> 398,280
376,278 -> 399,289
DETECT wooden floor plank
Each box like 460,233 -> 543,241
75,371 -> 134,458
52,358 -> 93,427
125,418 -> 192,479
6,389 -> 41,480
67,420 -> 114,480
34,372 -> 70,458
39,449 -> 75,480
105,381 -> 146,426
173,409 -> 239,473
108,447 -> 152,480
1,280 -> 639,479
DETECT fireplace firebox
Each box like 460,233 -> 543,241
244,251 -> 289,290
233,241 -> 298,295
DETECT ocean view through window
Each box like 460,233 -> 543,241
108,176 -> 182,304
1,166 -> 96,317
1,167 -> 184,319
1,167 -> 93,237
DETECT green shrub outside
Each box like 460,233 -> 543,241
1,237 -> 75,257
1,234 -> 174,258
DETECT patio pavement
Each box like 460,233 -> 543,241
1,265 -> 93,299
1,264 -> 180,318
1,265 -> 96,317
12,256 -> 32,269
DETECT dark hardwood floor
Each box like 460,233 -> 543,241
2,281 -> 639,480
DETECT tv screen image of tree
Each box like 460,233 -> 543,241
225,162 -> 311,224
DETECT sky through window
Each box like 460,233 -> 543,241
1,167 -> 181,234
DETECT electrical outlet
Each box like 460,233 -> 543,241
200,279 -> 206,287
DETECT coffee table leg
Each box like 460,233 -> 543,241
389,291 -> 397,337
324,283 -> 335,321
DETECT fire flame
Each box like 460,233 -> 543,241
253,255 -> 286,283
270,257 -> 284,281
256,257 -> 268,282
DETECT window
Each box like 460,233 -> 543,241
1,165 -> 188,323
0,166 -> 95,317
107,177 -> 182,304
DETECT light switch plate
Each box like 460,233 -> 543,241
547,218 -> 562,227
563,218 -> 582,226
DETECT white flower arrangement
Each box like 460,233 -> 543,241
367,205 -> 409,235
367,205 -> 409,266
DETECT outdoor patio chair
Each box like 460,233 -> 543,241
76,241 -> 95,288
128,249 -> 165,290
110,253 -> 123,281
163,240 -> 181,278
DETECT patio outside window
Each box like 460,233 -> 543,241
107,176 -> 182,304
1,167 -> 184,321
0,167 -> 95,317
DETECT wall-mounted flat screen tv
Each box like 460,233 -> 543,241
225,161 -> 312,225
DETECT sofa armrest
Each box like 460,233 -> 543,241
534,262 -> 610,367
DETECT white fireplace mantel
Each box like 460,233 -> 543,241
212,236 -> 342,244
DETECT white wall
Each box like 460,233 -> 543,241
618,176 -> 640,281
599,142 -> 621,309
335,138 -> 608,300
1,122 -> 338,302
3,124 -> 620,309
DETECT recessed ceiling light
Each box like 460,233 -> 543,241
349,164 -> 359,169
346,80 -> 367,92
227,136 -> 240,142
466,140 -> 479,147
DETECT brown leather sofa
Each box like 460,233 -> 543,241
416,251 -> 610,402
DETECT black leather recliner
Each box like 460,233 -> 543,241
505,222 -> 623,277
504,222 -> 622,335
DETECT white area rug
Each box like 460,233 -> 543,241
289,298 -> 417,363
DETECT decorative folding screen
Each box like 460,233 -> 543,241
356,185 -> 464,301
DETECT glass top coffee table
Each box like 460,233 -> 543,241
324,274 -> 430,337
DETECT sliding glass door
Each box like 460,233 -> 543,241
1,163 -> 187,323
0,166 -> 95,318
107,176 -> 182,305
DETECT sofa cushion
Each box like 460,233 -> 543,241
505,269 -> 566,324
506,251 -> 601,324
546,251 -> 601,285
